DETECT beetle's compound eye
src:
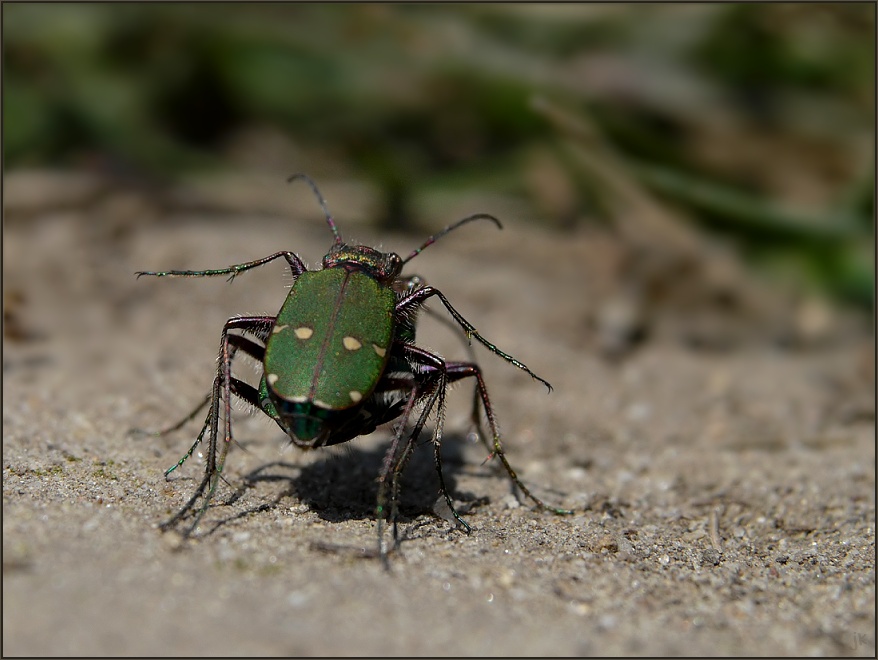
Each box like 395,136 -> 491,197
385,252 -> 403,279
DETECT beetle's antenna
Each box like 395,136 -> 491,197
402,213 -> 502,265
288,173 -> 343,247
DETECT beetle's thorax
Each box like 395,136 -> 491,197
322,244 -> 403,284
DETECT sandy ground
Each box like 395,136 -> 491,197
3,174 -> 875,656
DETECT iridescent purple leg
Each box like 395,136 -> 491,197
396,285 -> 552,391
136,251 -> 307,282
160,315 -> 275,536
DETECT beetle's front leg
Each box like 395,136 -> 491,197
132,319 -> 273,441
160,315 -> 275,536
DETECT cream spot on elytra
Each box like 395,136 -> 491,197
372,344 -> 386,357
349,391 -> 363,403
267,373 -> 279,386
343,336 -> 362,351
294,327 -> 314,340
272,324 -> 289,334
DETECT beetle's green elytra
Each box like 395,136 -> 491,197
134,173 -> 569,564
264,267 -> 395,413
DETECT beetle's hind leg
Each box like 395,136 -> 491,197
396,286 -> 553,392
135,251 -> 308,282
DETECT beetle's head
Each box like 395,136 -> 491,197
284,416 -> 333,450
269,397 -> 334,449
322,245 -> 403,284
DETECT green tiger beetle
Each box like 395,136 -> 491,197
135,174 -> 569,563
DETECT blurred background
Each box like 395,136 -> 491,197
4,2 -> 874,353
5,7 -> 875,656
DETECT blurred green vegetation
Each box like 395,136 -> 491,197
3,3 -> 874,307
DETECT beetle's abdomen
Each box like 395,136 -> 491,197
264,268 -> 395,410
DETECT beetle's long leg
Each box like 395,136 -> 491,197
375,378 -> 421,564
190,318 -> 271,463
394,344 -> 472,533
159,374 -> 255,532
136,251 -> 308,283
395,275 -> 467,347
386,374 -> 444,542
160,316 -> 274,537
159,329 -> 268,477
405,345 -> 464,534
162,406 -> 213,478
396,286 -> 552,392
444,361 -> 572,516
207,318 -> 273,530
372,346 -> 460,563
133,317 -> 273,440
397,273 -> 478,364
